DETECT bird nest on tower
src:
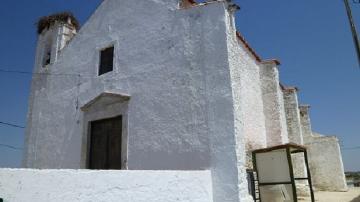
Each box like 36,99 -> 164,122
37,12 -> 80,34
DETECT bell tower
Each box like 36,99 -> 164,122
34,12 -> 79,71
23,12 -> 79,168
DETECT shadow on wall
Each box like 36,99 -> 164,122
350,195 -> 360,202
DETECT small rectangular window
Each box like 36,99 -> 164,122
99,46 -> 114,75
43,50 -> 51,67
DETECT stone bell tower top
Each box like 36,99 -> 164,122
34,12 -> 79,69
37,12 -> 79,35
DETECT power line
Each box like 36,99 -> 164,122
0,121 -> 25,129
0,143 -> 23,151
0,67 -> 108,81
341,146 -> 360,150
0,68 -> 86,77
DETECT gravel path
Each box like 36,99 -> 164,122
300,188 -> 360,202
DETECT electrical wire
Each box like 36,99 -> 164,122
0,121 -> 25,129
0,121 -> 25,150
0,143 -> 23,150
0,68 -> 84,152
0,68 -> 89,77
341,146 -> 360,150
2,68 -> 360,152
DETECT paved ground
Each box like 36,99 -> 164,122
300,188 -> 360,202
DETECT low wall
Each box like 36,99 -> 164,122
0,169 -> 213,202
306,134 -> 348,191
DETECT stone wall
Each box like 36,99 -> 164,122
283,87 -> 303,145
299,105 -> 347,191
260,62 -> 288,147
306,134 -> 348,191
282,87 -> 309,196
299,105 -> 313,143
0,169 -> 213,202
283,87 -> 306,178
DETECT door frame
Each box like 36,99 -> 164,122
80,99 -> 129,170
88,115 -> 123,169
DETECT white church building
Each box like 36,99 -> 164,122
0,0 -> 347,201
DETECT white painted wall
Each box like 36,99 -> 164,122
283,87 -> 303,145
299,105 -> 347,191
24,1 -> 249,202
282,87 -> 310,196
226,9 -> 267,201
260,62 -> 288,147
231,35 -> 267,153
306,134 -> 348,191
0,169 -> 213,202
299,105 -> 313,143
24,0 -> 229,170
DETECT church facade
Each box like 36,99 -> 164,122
21,0 -> 347,201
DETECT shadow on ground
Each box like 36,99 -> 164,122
350,195 -> 360,202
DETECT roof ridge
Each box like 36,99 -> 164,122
236,31 -> 262,62
236,31 -> 281,65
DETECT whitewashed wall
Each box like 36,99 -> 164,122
0,169 -> 213,202
306,134 -> 348,191
260,62 -> 288,147
283,87 -> 303,145
225,8 -> 266,201
299,105 -> 313,143
230,35 -> 267,153
282,87 -> 309,196
282,88 -> 305,178
299,106 -> 347,191
24,1 -> 248,202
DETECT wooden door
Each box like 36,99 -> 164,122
89,116 -> 122,169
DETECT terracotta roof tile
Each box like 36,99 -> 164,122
180,0 -> 231,9
236,31 -> 281,65
236,31 -> 262,62
262,59 -> 281,65
281,85 -> 299,92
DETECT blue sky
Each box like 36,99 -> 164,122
0,0 -> 359,171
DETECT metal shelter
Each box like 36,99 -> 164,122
252,143 -> 315,202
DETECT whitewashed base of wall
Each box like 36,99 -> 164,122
0,169 -> 213,202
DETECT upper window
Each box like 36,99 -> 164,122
42,39 -> 52,67
99,46 -> 114,76
43,50 -> 51,67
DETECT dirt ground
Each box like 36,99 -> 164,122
300,188 -> 360,202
